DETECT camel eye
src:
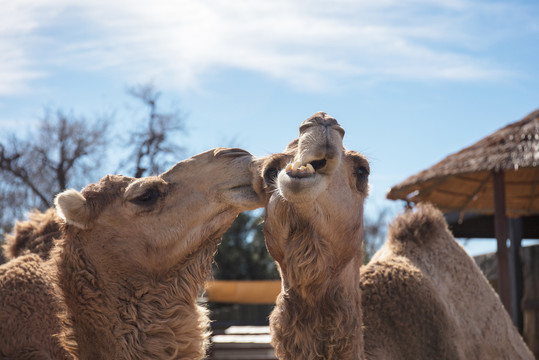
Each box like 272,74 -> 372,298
130,188 -> 160,206
264,167 -> 279,185
354,166 -> 369,181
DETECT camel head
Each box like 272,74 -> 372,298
257,112 -> 369,289
54,147 -> 264,272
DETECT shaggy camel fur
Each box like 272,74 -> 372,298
361,203 -> 534,359
0,253 -> 70,359
3,207 -> 61,261
0,147 -> 263,360
0,210 -> 65,359
256,112 -> 370,360
0,210 -> 66,359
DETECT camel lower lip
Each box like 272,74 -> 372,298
286,171 -> 316,179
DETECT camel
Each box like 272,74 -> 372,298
361,203 -> 534,359
256,112 -> 369,359
256,112 -> 533,359
0,147 -> 264,360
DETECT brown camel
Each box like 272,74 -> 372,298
256,112 -> 533,359
0,147 -> 264,360
361,203 -> 534,359
256,112 -> 369,359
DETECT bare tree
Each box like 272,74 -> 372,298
123,84 -> 186,178
363,207 -> 391,263
0,110 -> 109,233
0,83 -> 188,237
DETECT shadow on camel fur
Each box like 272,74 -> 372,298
0,147 -> 264,360
256,111 -> 533,359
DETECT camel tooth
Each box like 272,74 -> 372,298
286,162 -> 315,176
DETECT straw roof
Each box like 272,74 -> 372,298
387,109 -> 539,217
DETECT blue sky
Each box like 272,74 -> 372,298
1,0 -> 538,255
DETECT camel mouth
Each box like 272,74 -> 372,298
229,183 -> 253,190
285,159 -> 327,179
277,158 -> 329,203
310,159 -> 327,172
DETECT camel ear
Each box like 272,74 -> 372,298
54,189 -> 91,230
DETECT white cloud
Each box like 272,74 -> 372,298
0,0 -> 63,95
0,0 -> 533,95
0,40 -> 43,95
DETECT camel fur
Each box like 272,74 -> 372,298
0,209 -> 66,359
3,208 -> 61,261
0,253 -> 70,360
361,203 -> 534,359
256,112 -> 369,360
0,147 -> 264,360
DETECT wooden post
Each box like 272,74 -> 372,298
509,217 -> 524,332
493,171 -> 512,316
522,245 -> 539,357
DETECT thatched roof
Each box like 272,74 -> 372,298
387,109 -> 539,216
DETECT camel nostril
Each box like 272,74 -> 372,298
310,159 -> 327,172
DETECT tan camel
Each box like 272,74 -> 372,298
257,112 -> 533,359
256,112 -> 369,359
0,147 -> 264,360
361,203 -> 534,359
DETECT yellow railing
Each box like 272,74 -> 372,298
206,280 -> 281,304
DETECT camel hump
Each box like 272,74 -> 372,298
3,208 -> 61,261
387,203 -> 450,247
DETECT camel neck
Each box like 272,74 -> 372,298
54,237 -> 217,360
271,255 -> 365,360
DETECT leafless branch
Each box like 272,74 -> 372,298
124,83 -> 186,178
0,110 -> 110,232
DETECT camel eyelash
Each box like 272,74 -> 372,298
263,168 -> 280,185
354,166 -> 369,179
130,188 -> 161,206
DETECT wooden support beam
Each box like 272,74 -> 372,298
509,217 -> 524,333
493,171 -> 512,316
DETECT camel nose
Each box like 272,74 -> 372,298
299,112 -> 345,138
